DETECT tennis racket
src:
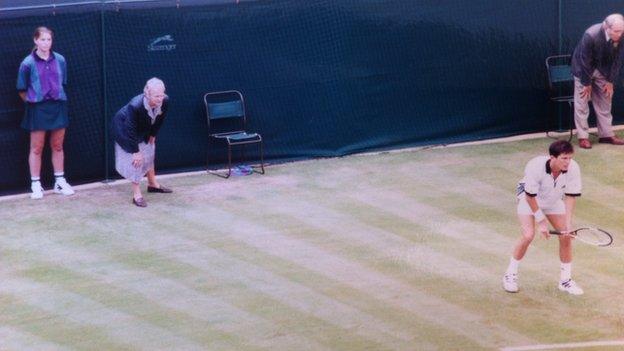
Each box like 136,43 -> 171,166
549,227 -> 613,247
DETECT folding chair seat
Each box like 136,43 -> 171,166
204,90 -> 265,178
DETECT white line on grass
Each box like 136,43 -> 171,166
501,339 -> 624,350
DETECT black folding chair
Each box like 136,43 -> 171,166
545,55 -> 575,141
204,90 -> 265,178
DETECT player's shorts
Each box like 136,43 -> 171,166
517,195 -> 565,216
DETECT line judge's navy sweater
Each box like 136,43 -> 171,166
112,94 -> 168,154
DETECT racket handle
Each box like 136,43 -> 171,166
549,230 -> 573,235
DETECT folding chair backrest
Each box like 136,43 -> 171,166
204,90 -> 247,134
545,55 -> 573,98
208,100 -> 244,120
549,65 -> 572,84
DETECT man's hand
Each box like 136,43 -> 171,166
538,220 -> 550,239
132,152 -> 143,168
603,82 -> 614,98
148,136 -> 156,145
560,224 -> 575,238
580,85 -> 592,100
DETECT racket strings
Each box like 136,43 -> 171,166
575,228 -> 612,246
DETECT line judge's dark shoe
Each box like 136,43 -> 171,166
132,197 -> 147,207
578,138 -> 592,149
147,185 -> 173,193
598,136 -> 624,145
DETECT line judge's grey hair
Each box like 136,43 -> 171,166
143,77 -> 165,95
603,13 -> 624,29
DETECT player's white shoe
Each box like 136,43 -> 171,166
558,279 -> 584,295
53,177 -> 75,196
30,181 -> 44,200
503,273 -> 519,293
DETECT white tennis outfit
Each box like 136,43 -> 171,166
516,156 -> 582,215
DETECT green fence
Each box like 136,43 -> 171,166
1,0 -> 622,194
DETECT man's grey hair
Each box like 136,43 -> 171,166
144,77 -> 165,95
603,13 -> 624,29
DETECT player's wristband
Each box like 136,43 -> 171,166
533,209 -> 545,222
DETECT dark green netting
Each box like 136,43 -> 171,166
1,0 -> 623,194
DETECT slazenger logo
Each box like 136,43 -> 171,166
148,35 -> 176,52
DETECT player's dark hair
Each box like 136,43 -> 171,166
549,140 -> 574,157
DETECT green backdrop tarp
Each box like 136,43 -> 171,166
0,0 -> 622,195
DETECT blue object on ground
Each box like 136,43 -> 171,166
232,164 -> 253,176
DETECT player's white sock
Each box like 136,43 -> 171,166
506,257 -> 520,275
560,262 -> 572,282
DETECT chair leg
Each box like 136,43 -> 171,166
567,100 -> 574,142
547,101 -> 575,142
206,139 -> 211,172
546,102 -> 559,140
257,140 -> 265,174
207,140 -> 232,178
226,144 -> 232,178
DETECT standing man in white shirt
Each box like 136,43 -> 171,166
503,140 -> 583,295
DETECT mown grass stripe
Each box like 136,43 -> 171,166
0,238 -> 318,351
208,192 -> 552,348
0,326 -> 75,351
171,204 -> 536,348
8,260 -> 268,351
110,218 -> 478,350
241,192 -> 492,283
74,218 -> 424,350
1,275 -> 208,351
117,250 -> 412,351
83,197 -> 486,350
0,294 -> 135,351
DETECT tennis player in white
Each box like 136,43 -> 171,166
503,140 -> 583,295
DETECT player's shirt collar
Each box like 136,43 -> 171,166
545,159 -> 567,174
